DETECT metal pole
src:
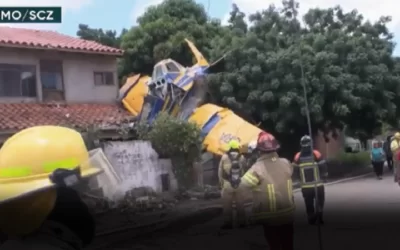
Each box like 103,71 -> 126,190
299,55 -> 323,250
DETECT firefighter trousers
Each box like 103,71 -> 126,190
221,185 -> 246,226
387,156 -> 393,171
301,185 -> 325,223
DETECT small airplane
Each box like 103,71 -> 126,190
118,39 -> 225,123
118,39 -> 268,155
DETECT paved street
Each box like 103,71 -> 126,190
117,170 -> 400,250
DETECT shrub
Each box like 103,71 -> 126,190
136,112 -> 202,189
327,151 -> 370,178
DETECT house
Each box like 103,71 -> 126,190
0,27 -> 179,198
0,26 -> 133,142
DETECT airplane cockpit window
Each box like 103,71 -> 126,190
152,65 -> 164,79
165,61 -> 181,73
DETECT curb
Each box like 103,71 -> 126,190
293,172 -> 373,193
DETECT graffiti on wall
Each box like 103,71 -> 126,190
102,140 -> 177,194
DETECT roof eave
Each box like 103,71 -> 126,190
0,43 -> 124,57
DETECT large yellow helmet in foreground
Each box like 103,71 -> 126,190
0,126 -> 104,236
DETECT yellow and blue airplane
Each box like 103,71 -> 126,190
118,39 -> 269,155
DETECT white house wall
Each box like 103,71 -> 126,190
101,140 -> 178,200
0,47 -> 119,103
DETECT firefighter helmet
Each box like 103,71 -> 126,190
0,125 -> 105,236
256,132 -> 280,152
228,139 -> 241,150
395,132 -> 400,139
300,135 -> 312,147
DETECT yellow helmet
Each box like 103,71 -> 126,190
0,126 -> 104,236
395,132 -> 400,139
228,139 -> 241,150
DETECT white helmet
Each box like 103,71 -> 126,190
248,140 -> 257,153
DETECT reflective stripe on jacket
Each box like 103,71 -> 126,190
218,152 -> 246,189
241,153 -> 295,225
293,150 -> 325,188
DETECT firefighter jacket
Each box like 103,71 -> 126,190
241,152 -> 295,226
293,150 -> 327,189
218,152 -> 246,189
0,220 -> 82,250
390,139 -> 400,160
390,139 -> 400,183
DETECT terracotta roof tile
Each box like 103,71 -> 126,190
0,26 -> 123,55
0,103 -> 134,130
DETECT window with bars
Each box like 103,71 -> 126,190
94,72 -> 114,86
40,60 -> 64,101
0,64 -> 37,97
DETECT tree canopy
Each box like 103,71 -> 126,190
76,24 -> 128,48
77,0 -> 400,150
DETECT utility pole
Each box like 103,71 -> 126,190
292,2 -> 324,250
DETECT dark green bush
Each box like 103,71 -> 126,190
327,151 -> 370,178
136,112 -> 202,189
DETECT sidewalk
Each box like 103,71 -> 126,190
91,167 -> 373,249
91,200 -> 222,249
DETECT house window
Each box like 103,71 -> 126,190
41,72 -> 63,90
160,173 -> 170,191
40,60 -> 64,101
0,64 -> 36,97
94,72 -> 114,86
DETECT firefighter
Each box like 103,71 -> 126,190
218,139 -> 247,229
0,125 -> 106,250
241,132 -> 295,250
293,135 -> 328,225
390,132 -> 400,184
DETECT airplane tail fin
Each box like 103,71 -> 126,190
185,39 -> 209,67
119,74 -> 150,117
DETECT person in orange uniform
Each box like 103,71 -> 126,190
293,135 -> 328,225
241,132 -> 295,250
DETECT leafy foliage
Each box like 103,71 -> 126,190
137,113 -> 202,188
208,0 -> 400,155
327,151 -> 371,177
76,24 -> 127,48
78,0 -> 400,157
119,0 -> 224,77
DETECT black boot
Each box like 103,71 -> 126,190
308,214 -> 316,225
317,212 -> 324,225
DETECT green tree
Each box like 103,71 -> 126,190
137,113 -> 202,189
119,0 -> 224,77
209,1 -> 400,155
77,24 -> 128,48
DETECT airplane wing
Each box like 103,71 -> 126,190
189,104 -> 265,155
185,39 -> 209,67
119,74 -> 150,117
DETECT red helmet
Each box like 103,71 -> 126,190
256,132 -> 280,152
